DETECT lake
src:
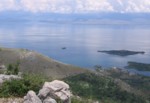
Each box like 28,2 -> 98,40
0,22 -> 150,75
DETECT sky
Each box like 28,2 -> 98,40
0,0 -> 150,14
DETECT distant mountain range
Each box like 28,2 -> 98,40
0,11 -> 150,24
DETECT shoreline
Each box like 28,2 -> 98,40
0,47 -> 149,77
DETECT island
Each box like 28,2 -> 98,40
97,50 -> 145,56
62,47 -> 67,50
125,61 -> 150,71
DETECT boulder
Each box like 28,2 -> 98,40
0,74 -> 21,84
0,65 -> 6,69
24,80 -> 71,103
24,90 -> 42,103
38,80 -> 71,103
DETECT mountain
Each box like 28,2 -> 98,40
0,11 -> 150,24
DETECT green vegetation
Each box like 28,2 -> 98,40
106,68 -> 150,101
6,62 -> 20,75
0,69 -> 149,103
98,50 -> 145,56
94,65 -> 103,72
126,61 -> 150,71
64,72 -> 146,103
0,74 -> 48,97
125,76 -> 150,99
71,97 -> 121,103
0,69 -> 4,74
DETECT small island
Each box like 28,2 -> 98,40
125,61 -> 150,71
97,50 -> 145,56
62,47 -> 67,50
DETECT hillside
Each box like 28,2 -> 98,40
0,47 -> 86,79
64,72 -> 149,103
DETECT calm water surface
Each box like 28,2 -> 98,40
0,22 -> 150,75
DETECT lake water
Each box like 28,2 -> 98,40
0,22 -> 150,75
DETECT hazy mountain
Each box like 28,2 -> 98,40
0,11 -> 150,24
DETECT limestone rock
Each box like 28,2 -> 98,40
24,80 -> 71,103
38,80 -> 71,103
43,97 -> 57,103
0,74 -> 21,84
0,65 -> 6,69
24,90 -> 42,103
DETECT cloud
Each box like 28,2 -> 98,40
108,0 -> 150,13
0,0 -> 19,11
18,0 -> 114,13
0,0 -> 150,13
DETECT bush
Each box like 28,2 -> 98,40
6,63 -> 20,75
0,73 -> 48,97
64,72 -> 146,103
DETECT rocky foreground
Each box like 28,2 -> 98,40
0,73 -> 71,103
0,69 -> 149,103
24,80 -> 71,103
0,79 -> 72,103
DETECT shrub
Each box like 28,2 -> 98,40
0,73 -> 48,97
6,62 -> 20,75
64,72 -> 146,103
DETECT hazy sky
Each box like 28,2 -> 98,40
0,0 -> 150,13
